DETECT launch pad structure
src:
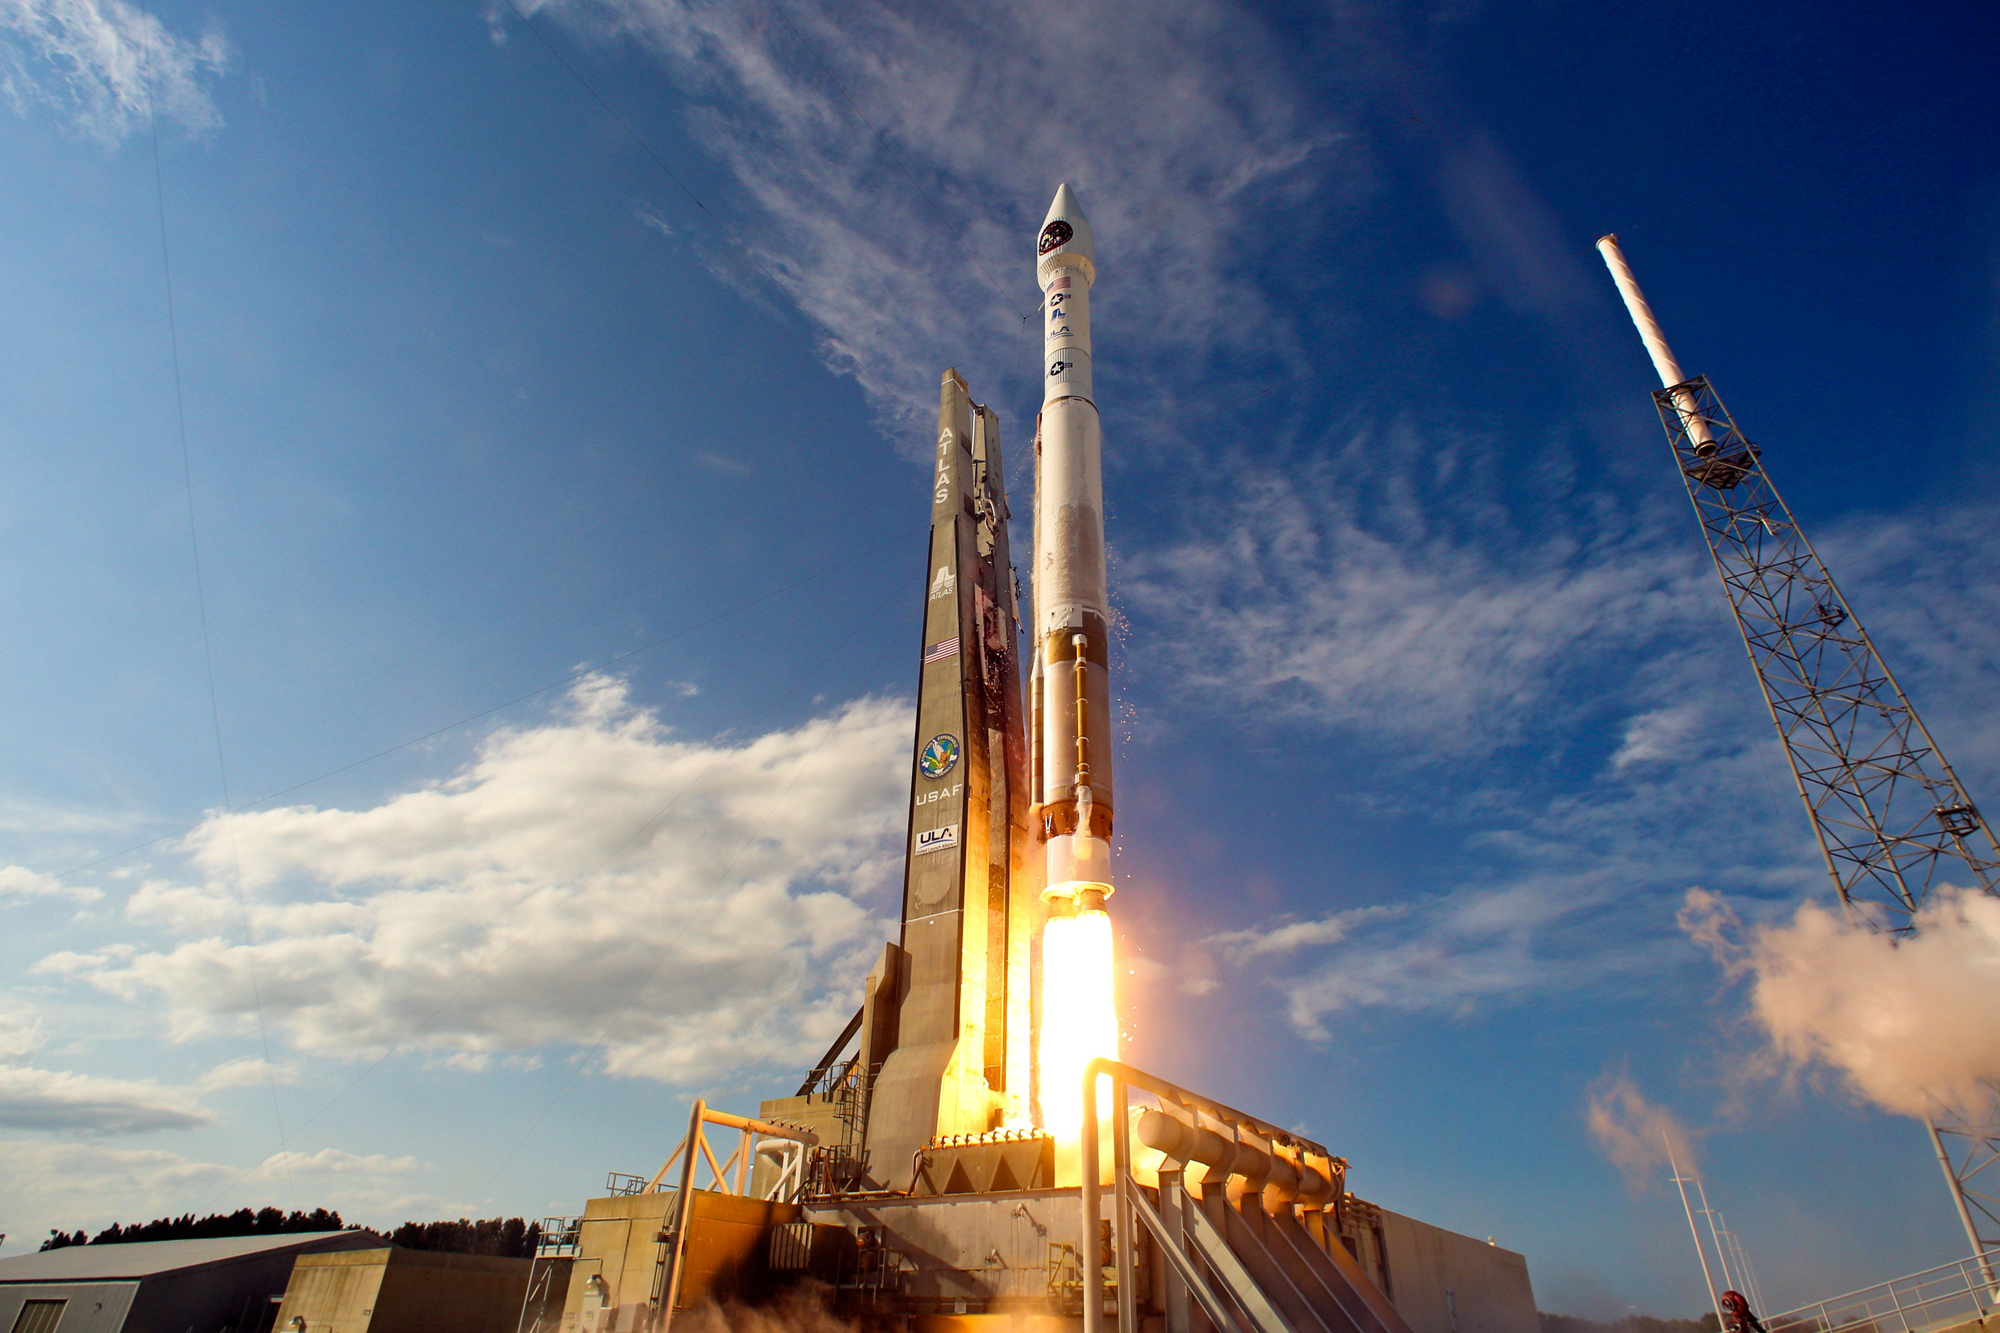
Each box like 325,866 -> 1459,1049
1597,236 -> 2000,1273
533,189 -> 1539,1333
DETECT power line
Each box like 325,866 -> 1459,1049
138,0 -> 291,1204
0,537 -> 897,904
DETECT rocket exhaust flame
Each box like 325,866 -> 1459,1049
1039,903 -> 1118,1141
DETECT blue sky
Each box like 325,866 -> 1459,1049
3,0 -> 1999,1317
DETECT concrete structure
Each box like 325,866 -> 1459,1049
1373,1210 -> 1536,1333
0,1233 -> 382,1333
272,1248 -> 555,1333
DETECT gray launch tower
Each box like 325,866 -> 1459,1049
858,369 -> 1041,1190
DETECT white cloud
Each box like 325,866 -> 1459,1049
1203,904 -> 1404,960
255,1147 -> 421,1178
1123,444 -> 1714,750
0,1138 -> 232,1239
1683,885 -> 2000,1122
1271,882 -> 1595,1033
529,0 -> 1354,443
198,1057 -> 301,1091
1814,503 -> 2000,785
0,1064 -> 212,1133
1583,1071 -> 1700,1189
58,676 -> 911,1087
0,0 -> 229,145
1610,704 -> 1709,771
0,1139 -> 439,1245
0,864 -> 102,907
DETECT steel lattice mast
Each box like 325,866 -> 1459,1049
1597,235 -> 2000,1263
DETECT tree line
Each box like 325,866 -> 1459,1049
41,1209 -> 543,1259
1541,1313 -> 1724,1333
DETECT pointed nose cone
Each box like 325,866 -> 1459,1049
1037,182 -> 1096,287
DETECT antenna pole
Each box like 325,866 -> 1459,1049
1667,1133 -> 1724,1324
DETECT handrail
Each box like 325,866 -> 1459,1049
643,1108 -> 817,1193
1084,1057 -> 1337,1160
1764,1250 -> 2000,1333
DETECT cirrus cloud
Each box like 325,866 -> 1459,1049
0,0 -> 230,145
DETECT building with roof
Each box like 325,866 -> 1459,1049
0,1232 -> 383,1333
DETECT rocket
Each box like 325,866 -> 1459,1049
1031,184 -> 1114,912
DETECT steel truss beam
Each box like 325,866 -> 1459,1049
1653,376 -> 2000,1257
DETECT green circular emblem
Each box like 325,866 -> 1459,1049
919,734 -> 960,780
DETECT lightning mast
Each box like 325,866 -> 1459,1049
1597,234 -> 2000,1262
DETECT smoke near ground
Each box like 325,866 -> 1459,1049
1680,887 -> 2000,1123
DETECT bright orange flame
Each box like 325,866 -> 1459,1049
1039,907 -> 1119,1140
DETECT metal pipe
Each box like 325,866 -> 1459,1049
1082,1060 -> 1106,1333
1596,234 -> 1716,454
1073,632 -> 1092,790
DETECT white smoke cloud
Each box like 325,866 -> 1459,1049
48,676 -> 912,1087
0,0 -> 229,144
1682,886 -> 2000,1122
1584,1071 -> 1699,1189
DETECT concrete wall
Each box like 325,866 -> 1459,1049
1377,1210 -> 1537,1333
0,1283 -> 138,1333
272,1253 -> 386,1333
275,1249 -> 537,1333
557,1192 -> 677,1333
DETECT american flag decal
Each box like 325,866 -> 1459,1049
1050,275 -> 1071,292
923,637 -> 959,664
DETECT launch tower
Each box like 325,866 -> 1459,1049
1598,235 -> 2000,1262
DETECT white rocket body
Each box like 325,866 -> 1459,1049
1032,184 -> 1114,905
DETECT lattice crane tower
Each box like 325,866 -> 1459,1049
1597,235 -> 2000,1262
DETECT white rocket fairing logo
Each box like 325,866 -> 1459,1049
929,566 -> 956,599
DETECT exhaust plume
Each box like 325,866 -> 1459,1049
1681,886 -> 2000,1121
1585,1072 -> 1699,1188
